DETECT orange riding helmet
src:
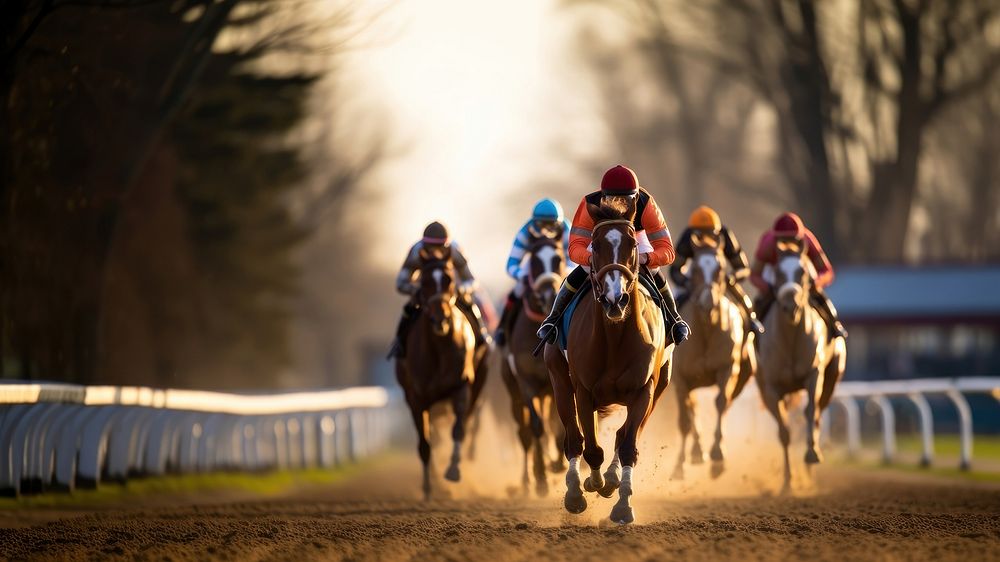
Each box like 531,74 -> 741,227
688,205 -> 721,233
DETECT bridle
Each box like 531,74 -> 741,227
419,258 -> 457,309
523,238 -> 564,321
589,219 -> 638,303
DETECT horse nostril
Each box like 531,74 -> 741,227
617,293 -> 630,308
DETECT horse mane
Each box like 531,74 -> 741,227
588,196 -> 637,224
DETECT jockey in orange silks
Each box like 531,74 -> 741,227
536,165 -> 690,346
750,212 -> 847,339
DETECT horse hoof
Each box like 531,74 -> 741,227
710,461 -> 725,479
564,491 -> 587,514
610,504 -> 634,525
583,474 -> 605,493
598,480 -> 620,499
535,480 -> 549,498
444,465 -> 461,482
690,454 -> 704,466
710,445 -> 724,463
805,448 -> 823,465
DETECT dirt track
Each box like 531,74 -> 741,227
2,455 -> 999,562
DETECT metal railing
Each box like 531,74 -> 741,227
825,377 -> 1000,470
0,382 -> 397,497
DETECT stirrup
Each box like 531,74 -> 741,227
536,321 -> 557,342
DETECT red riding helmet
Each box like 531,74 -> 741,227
773,212 -> 805,240
600,165 -> 639,195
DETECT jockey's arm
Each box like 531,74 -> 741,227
450,242 -> 478,295
505,222 -> 531,279
750,232 -> 774,292
804,230 -> 835,288
638,196 -> 675,268
669,228 -> 693,287
396,243 -> 421,295
561,218 -> 577,269
722,226 -> 751,281
567,198 -> 595,266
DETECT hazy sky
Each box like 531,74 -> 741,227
348,0 -> 603,295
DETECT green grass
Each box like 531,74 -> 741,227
0,458 -> 380,509
889,433 -> 1000,460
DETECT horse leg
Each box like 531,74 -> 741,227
546,348 -> 586,514
709,367 -> 737,479
466,347 -> 489,461
600,429 -> 623,498
410,407 -> 432,500
502,354 -> 533,493
671,381 -> 692,481
762,385 -> 792,495
444,384 -> 470,482
546,394 -> 566,472
528,394 -> 549,496
804,367 -> 825,465
610,379 -> 654,525
576,391 -> 605,494
688,390 -> 705,465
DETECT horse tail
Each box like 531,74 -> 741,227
597,405 -> 619,419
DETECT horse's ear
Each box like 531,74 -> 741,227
586,202 -> 602,221
621,197 -> 637,222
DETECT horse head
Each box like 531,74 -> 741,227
773,239 -> 814,321
419,257 -> 458,336
526,237 -> 566,314
689,231 -> 726,313
587,197 -> 638,323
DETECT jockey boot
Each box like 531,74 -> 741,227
462,299 -> 493,347
727,279 -> 764,335
652,270 -> 690,345
494,291 -> 517,347
536,283 -> 577,343
387,302 -> 419,359
812,290 -> 848,339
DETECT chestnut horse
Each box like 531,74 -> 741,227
395,255 -> 488,499
544,198 -> 671,524
756,246 -> 846,494
501,237 -> 567,496
671,238 -> 756,480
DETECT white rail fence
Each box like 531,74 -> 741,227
0,382 -> 398,497
824,377 -> 1000,470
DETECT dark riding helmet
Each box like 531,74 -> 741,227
773,212 -> 805,240
422,221 -> 450,246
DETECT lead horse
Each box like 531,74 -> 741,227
501,237 -> 567,496
544,197 -> 672,524
756,246 -> 846,494
395,254 -> 489,499
671,238 -> 756,480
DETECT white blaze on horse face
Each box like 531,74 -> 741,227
432,268 -> 443,294
535,245 -> 557,276
777,255 -> 802,300
697,253 -> 719,286
604,229 -> 625,300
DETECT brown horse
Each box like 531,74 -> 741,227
756,247 -> 846,494
544,198 -> 671,524
671,239 -> 756,480
501,237 -> 567,496
395,255 -> 488,499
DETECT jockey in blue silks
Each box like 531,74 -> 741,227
494,198 -> 574,346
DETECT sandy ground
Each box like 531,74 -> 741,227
3,381 -> 1000,561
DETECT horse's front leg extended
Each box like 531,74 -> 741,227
611,379 -> 653,525
804,367 -> 824,465
410,406 -> 432,500
444,383 -> 470,482
671,380 -> 692,481
546,349 -> 586,513
762,385 -> 792,495
575,390 -> 605,494
710,366 -> 738,479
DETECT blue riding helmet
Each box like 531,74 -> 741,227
532,198 -> 564,222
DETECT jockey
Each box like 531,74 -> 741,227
670,205 -> 765,335
387,221 -> 491,359
750,212 -> 847,339
536,165 -> 690,345
494,198 -> 573,346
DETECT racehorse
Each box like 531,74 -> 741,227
501,237 -> 567,496
544,197 -> 672,524
395,253 -> 489,499
671,235 -> 756,480
756,245 -> 846,494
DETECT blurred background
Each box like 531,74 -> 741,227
1,0 -> 997,412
